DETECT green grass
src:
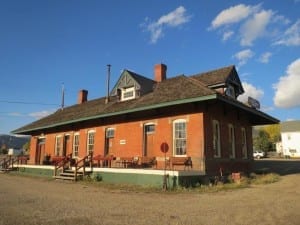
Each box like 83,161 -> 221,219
80,172 -> 281,193
248,172 -> 280,185
173,173 -> 280,193
5,170 -> 281,193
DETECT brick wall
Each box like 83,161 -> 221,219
203,101 -> 253,175
28,101 -> 254,174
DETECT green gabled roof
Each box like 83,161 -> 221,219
129,70 -> 156,93
191,65 -> 235,86
110,70 -> 156,96
191,65 -> 244,95
12,65 -> 278,134
12,75 -> 216,134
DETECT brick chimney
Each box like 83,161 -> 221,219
154,64 -> 167,82
78,89 -> 88,104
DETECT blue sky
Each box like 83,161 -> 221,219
0,0 -> 299,134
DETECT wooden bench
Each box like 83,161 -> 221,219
51,156 -> 65,165
115,157 -> 135,168
170,156 -> 192,170
92,155 -> 115,168
139,156 -> 157,168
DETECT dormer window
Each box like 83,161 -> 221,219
225,85 -> 236,99
121,86 -> 136,101
111,70 -> 156,102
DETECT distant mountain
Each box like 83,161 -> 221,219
0,134 -> 30,149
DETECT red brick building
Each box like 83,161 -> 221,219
13,64 -> 278,176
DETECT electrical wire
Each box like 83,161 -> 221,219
0,100 -> 58,106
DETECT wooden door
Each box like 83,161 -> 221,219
63,135 -> 70,156
143,124 -> 155,156
36,139 -> 45,165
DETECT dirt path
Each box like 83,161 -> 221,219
1,173 -> 300,225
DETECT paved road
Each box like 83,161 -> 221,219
253,158 -> 300,175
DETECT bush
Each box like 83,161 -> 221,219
89,173 -> 102,182
191,173 -> 280,193
250,173 -> 280,185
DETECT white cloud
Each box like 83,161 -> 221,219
222,30 -> 234,41
210,4 -> 259,29
273,58 -> 300,108
157,6 -> 190,26
286,118 -> 296,121
28,110 -> 53,119
272,15 -> 290,25
273,19 -> 300,46
238,82 -> 264,103
142,6 -> 191,44
210,3 -> 292,48
240,10 -> 273,46
259,52 -> 272,63
233,49 -> 254,66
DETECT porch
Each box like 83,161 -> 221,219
2,153 -> 251,187
53,153 -> 198,185
12,164 -> 205,188
0,155 -> 29,172
1,153 -> 204,187
46,154 -> 194,170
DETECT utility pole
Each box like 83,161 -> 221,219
61,83 -> 65,110
105,64 -> 111,104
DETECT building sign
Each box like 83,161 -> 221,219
160,142 -> 169,153
248,96 -> 260,109
120,140 -> 126,145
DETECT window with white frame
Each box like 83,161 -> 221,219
87,131 -> 95,155
228,124 -> 235,158
213,120 -> 221,157
73,133 -> 79,157
145,124 -> 155,134
106,128 -> 115,138
121,86 -> 135,101
241,127 -> 247,158
173,119 -> 187,155
55,136 -> 62,156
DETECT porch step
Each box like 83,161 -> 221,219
0,166 -> 14,173
0,167 -> 14,173
53,170 -> 84,181
53,175 -> 78,181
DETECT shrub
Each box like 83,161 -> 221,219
250,173 -> 280,185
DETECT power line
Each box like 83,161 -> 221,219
0,112 -> 27,116
0,100 -> 59,106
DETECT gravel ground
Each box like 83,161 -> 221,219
1,171 -> 300,225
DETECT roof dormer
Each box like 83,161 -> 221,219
191,65 -> 244,99
119,86 -> 136,101
111,70 -> 155,102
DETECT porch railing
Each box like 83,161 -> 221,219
74,152 -> 93,181
0,157 -> 9,170
53,153 -> 73,177
0,155 -> 28,171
